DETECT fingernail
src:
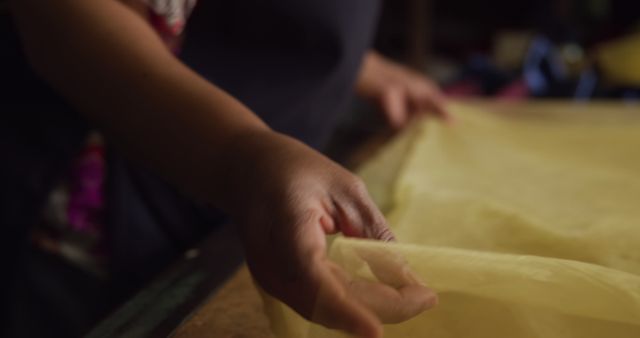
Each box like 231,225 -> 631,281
424,291 -> 439,309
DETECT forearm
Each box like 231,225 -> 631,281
11,0 -> 269,209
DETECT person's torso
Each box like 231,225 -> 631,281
181,0 -> 381,148
0,0 -> 381,278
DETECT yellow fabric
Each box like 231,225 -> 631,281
262,101 -> 640,338
596,32 -> 640,86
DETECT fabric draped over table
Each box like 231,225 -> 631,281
262,101 -> 640,338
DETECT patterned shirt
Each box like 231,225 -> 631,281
144,0 -> 198,51
34,0 -> 199,276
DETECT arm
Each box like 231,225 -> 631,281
11,0 -> 266,209
11,1 -> 436,336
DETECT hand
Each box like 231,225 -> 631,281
224,131 -> 437,337
356,51 -> 452,129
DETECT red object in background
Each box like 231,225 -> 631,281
495,78 -> 529,100
444,79 -> 484,97
66,143 -> 105,235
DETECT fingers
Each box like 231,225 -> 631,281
358,204 -> 395,242
356,247 -> 438,322
261,220 -> 383,337
408,77 -> 454,123
309,259 -> 383,338
351,280 -> 437,323
380,86 -> 410,130
332,177 -> 396,242
332,249 -> 438,324
321,169 -> 436,326
268,206 -> 384,337
364,53 -> 453,125
379,78 -> 453,127
357,246 -> 422,287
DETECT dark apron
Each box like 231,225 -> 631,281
0,0 -> 380,336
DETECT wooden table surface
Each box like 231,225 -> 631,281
86,223 -> 248,338
171,265 -> 274,338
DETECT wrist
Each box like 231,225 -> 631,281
207,127 -> 307,223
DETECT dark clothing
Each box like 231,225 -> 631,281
0,0 -> 380,336
182,0 -> 380,149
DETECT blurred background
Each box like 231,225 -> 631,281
328,0 -> 640,163
376,0 -> 640,101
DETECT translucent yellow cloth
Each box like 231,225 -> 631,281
263,101 -> 640,338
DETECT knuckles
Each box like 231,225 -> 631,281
343,175 -> 369,199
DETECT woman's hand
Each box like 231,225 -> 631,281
224,131 -> 437,337
356,51 -> 452,129
11,1 -> 436,334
